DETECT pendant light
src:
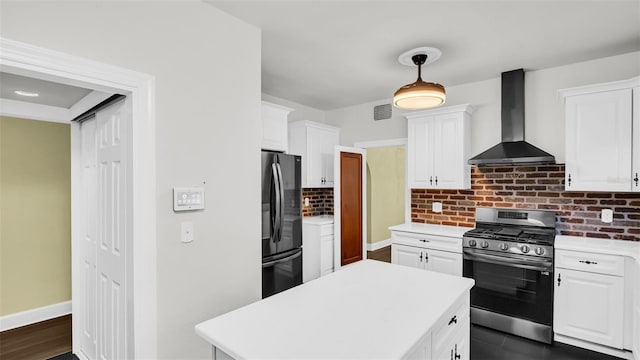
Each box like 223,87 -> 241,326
393,47 -> 446,110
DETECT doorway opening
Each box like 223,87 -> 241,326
0,38 -> 157,359
355,139 -> 408,263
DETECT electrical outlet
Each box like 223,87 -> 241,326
601,209 -> 613,223
432,202 -> 443,213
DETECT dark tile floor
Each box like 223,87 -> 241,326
48,352 -> 78,360
471,324 -> 624,360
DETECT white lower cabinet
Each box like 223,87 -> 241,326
390,226 -> 464,277
554,249 -> 625,349
402,294 -> 470,360
392,244 -> 462,276
302,217 -> 334,282
554,268 -> 624,348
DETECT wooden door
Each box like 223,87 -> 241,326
340,151 -> 363,266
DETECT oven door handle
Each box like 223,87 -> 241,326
463,249 -> 552,272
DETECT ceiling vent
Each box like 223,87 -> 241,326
374,103 -> 392,120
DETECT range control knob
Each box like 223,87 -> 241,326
468,239 -> 477,247
535,247 -> 545,255
499,243 -> 509,251
480,241 -> 489,249
521,245 -> 530,254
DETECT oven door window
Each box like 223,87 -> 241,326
464,257 -> 553,325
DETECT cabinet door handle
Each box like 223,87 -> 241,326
419,239 -> 429,243
454,344 -> 461,360
425,252 -> 428,263
435,176 -> 438,186
557,273 -> 561,287
450,348 -> 454,360
567,174 -> 571,187
448,315 -> 457,325
419,252 -> 423,262
634,172 -> 638,187
430,176 -> 433,186
579,260 -> 598,265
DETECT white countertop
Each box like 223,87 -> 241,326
302,214 -> 334,225
556,235 -> 640,262
389,222 -> 471,238
195,260 -> 474,359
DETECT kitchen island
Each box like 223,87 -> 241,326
195,260 -> 474,359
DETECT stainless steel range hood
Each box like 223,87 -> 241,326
468,69 -> 555,166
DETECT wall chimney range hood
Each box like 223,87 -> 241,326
468,69 -> 555,166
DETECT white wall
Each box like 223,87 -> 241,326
1,2 -> 261,359
326,52 -> 640,163
262,93 -> 326,123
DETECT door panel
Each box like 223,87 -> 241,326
340,152 -> 363,266
391,244 -> 424,269
96,100 -> 128,360
79,117 -> 97,360
261,152 -> 278,257
277,154 -> 302,253
554,268 -> 624,348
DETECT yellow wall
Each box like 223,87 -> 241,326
366,146 -> 405,244
0,116 -> 71,315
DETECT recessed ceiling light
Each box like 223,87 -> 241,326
14,90 -> 39,97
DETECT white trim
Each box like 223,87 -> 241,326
558,76 -> 640,99
404,103 -> 474,120
354,138 -> 407,149
367,238 -> 391,252
555,334 -> 634,360
333,145 -> 367,271
0,98 -> 70,123
0,37 -> 157,359
0,301 -> 71,332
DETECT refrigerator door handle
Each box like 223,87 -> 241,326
262,249 -> 302,268
275,162 -> 285,242
271,162 -> 281,244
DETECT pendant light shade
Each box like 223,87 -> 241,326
393,52 -> 446,110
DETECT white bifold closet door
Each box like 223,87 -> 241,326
77,98 -> 129,360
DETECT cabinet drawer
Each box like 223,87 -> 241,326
556,249 -> 624,276
433,294 -> 470,352
391,230 -> 461,253
320,224 -> 334,236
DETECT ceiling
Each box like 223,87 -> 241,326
207,1 -> 640,110
1,72 -> 92,108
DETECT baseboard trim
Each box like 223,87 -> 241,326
0,301 -> 71,332
554,334 -> 634,360
367,239 -> 391,251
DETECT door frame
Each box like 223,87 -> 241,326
353,138 -> 410,225
333,145 -> 367,271
0,38 -> 157,359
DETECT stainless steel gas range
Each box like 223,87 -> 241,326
462,207 -> 556,344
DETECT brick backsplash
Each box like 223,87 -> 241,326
411,165 -> 640,241
302,188 -> 334,217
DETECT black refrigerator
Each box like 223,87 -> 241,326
261,151 -> 303,298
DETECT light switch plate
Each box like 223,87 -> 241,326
601,209 -> 613,223
173,187 -> 205,211
181,221 -> 194,243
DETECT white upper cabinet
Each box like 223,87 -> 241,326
261,101 -> 292,152
560,77 -> 640,192
406,104 -> 473,189
288,120 -> 340,188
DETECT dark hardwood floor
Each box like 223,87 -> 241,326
367,245 -> 391,262
0,315 -> 72,360
471,324 -> 623,360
